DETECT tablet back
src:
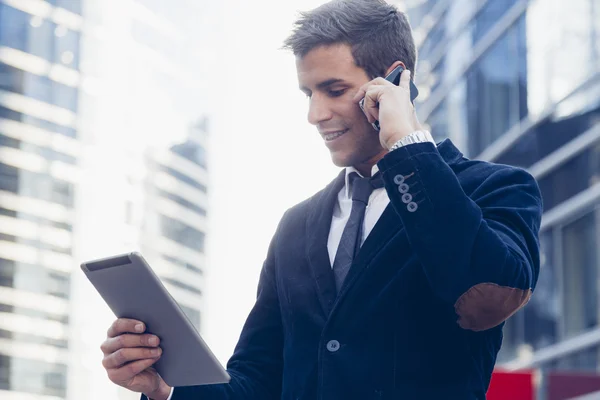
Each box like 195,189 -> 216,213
81,252 -> 230,387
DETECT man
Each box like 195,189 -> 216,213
100,1 -> 543,399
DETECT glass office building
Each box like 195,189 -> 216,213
403,0 -> 600,398
0,0 -> 217,399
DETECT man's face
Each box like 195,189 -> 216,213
296,44 -> 385,169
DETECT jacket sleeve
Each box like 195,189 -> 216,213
377,142 -> 543,332
145,214 -> 286,400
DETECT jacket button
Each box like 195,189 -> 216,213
326,340 -> 340,352
398,183 -> 409,194
393,174 -> 405,185
407,202 -> 418,212
402,193 -> 413,204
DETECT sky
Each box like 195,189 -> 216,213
202,0 -> 340,362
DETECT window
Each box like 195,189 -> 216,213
53,25 -> 80,69
170,141 -> 207,169
523,231 -> 560,350
4,169 -> 75,207
472,0 -> 519,43
0,165 -> 76,207
0,163 -> 19,194
427,99 -> 448,142
159,190 -> 206,217
495,104 -> 600,169
160,166 -> 207,193
160,215 -> 205,253
51,79 -> 78,111
466,15 -> 528,156
0,64 -> 24,94
537,141 -> 600,211
0,355 -> 67,397
0,4 -> 80,67
23,72 -> 52,104
0,5 -> 28,52
497,308 -> 524,363
0,304 -> 68,325
162,255 -> 203,275
27,15 -> 54,61
0,107 -> 78,138
0,65 -> 79,112
47,0 -> 82,15
555,345 -> 600,373
163,277 -> 202,296
418,9 -> 448,61
20,113 -> 78,138
0,208 -> 72,231
0,259 -> 71,299
562,210 -> 599,339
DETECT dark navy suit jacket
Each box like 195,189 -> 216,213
150,139 -> 543,400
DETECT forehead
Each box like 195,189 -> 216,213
295,43 -> 367,86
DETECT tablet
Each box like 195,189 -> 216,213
80,251 -> 230,387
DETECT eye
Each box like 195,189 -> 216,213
328,89 -> 346,97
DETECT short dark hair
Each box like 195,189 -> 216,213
283,0 -> 417,80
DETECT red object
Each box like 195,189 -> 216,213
546,371 -> 600,400
487,369 -> 535,400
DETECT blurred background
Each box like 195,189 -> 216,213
0,0 -> 598,399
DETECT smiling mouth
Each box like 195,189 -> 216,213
323,129 -> 349,141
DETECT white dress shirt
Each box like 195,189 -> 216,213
327,164 -> 390,267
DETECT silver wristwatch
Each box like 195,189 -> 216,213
388,130 -> 435,152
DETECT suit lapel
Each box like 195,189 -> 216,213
306,169 -> 346,317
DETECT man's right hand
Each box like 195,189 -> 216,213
101,318 -> 172,400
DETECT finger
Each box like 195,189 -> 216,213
353,84 -> 368,103
399,69 -> 411,91
102,347 -> 162,370
353,78 -> 391,102
101,334 -> 160,355
363,87 -> 384,123
107,319 -> 146,338
107,357 -> 160,384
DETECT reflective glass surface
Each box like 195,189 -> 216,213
562,210 -> 599,338
0,355 -> 67,397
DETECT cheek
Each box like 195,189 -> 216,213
343,102 -> 367,125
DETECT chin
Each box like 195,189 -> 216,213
329,152 -> 357,168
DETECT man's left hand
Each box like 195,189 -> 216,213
353,69 -> 423,150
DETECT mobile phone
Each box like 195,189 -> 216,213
359,65 -> 419,131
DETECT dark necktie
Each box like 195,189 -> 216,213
333,171 -> 384,292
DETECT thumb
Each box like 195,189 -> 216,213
399,69 -> 411,91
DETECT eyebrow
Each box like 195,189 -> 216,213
300,78 -> 346,93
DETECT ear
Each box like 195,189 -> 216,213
385,61 -> 407,76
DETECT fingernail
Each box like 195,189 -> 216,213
135,323 -> 144,332
149,336 -> 158,346
152,348 -> 161,356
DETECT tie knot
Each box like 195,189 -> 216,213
349,172 -> 383,204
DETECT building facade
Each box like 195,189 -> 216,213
0,0 -> 216,399
402,0 -> 600,398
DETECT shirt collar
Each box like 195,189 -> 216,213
344,164 -> 380,199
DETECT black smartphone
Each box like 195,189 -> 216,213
359,65 -> 419,131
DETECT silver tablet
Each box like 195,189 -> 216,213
80,251 -> 230,387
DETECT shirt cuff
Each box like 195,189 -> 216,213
166,387 -> 174,400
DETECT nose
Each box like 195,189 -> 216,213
307,95 -> 333,126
